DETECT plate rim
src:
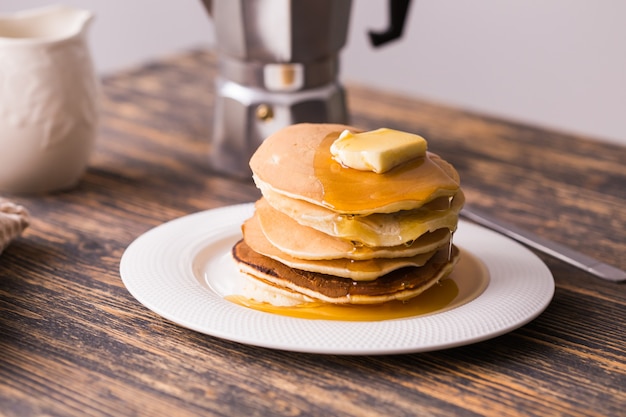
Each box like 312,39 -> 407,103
120,203 -> 555,355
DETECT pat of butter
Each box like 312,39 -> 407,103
330,128 -> 427,173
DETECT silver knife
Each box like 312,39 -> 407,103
461,207 -> 626,282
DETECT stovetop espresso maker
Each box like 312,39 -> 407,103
201,0 -> 410,177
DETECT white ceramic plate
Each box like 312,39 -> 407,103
120,204 -> 554,355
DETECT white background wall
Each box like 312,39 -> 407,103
2,0 -> 625,147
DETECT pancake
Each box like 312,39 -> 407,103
255,198 -> 452,260
249,123 -> 461,215
238,272 -> 316,307
242,211 -> 442,281
232,239 -> 460,305
259,183 -> 465,247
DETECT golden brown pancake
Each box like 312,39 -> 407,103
242,211 -> 441,281
258,184 -> 465,247
255,198 -> 452,260
249,123 -> 461,215
232,239 -> 460,304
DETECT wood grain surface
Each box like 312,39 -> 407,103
1,50 -> 625,417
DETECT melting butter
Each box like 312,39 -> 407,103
330,128 -> 427,174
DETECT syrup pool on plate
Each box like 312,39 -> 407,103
225,249 -> 489,321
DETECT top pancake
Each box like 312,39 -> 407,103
249,123 -> 461,215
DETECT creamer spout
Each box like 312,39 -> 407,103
0,5 -> 94,43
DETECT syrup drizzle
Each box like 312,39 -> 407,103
313,134 -> 459,213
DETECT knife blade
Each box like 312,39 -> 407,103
461,207 -> 626,282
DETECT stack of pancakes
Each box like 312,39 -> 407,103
232,123 -> 464,306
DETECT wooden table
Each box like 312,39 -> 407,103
1,50 -> 625,417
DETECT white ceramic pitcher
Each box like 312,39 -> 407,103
0,5 -> 99,194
